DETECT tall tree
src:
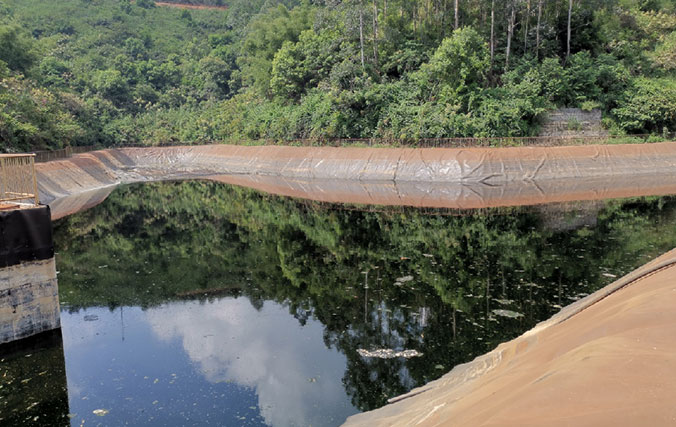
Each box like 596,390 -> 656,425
359,0 -> 366,71
524,0 -> 531,51
455,0 -> 459,29
505,1 -> 516,71
535,0 -> 543,59
565,0 -> 572,64
490,0 -> 495,66
373,0 -> 379,69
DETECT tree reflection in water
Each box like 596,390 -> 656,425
53,181 -> 676,411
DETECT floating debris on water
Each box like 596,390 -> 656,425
357,349 -> 423,359
491,309 -> 524,319
93,409 -> 109,416
84,315 -> 99,322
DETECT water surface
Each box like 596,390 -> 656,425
3,181 -> 676,426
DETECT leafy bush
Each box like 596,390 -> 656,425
612,76 -> 676,133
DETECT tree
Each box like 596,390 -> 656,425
613,77 -> 676,133
359,0 -> 366,71
506,1 -> 516,71
414,27 -> 490,105
0,24 -> 37,74
92,69 -> 130,106
239,4 -> 315,95
565,0 -> 572,64
536,0 -> 543,59
270,30 -> 342,100
455,0 -> 459,29
490,0 -> 495,66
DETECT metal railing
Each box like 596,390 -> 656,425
0,154 -> 39,207
273,134 -> 675,148
33,146 -> 97,163
23,134 -> 676,163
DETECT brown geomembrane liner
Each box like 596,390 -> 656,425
36,143 -> 676,220
33,144 -> 676,424
344,248 -> 676,427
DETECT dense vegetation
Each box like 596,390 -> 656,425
54,181 -> 676,409
158,0 -> 227,6
1,0 -> 675,151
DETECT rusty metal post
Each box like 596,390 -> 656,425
0,157 -> 6,201
30,155 -> 39,206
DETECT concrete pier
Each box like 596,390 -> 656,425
0,206 -> 59,344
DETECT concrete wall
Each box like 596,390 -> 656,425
0,206 -> 59,345
0,258 -> 60,344
539,108 -> 608,137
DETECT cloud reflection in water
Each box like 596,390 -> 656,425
147,297 -> 358,426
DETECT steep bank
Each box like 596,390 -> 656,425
344,248 -> 676,426
36,143 -> 676,219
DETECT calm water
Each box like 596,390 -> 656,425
2,181 -> 676,426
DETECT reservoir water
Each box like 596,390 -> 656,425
2,180 -> 676,426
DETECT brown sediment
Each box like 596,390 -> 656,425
36,143 -> 676,220
343,248 -> 676,426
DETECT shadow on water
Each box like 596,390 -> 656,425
0,330 -> 69,426
3,180 -> 676,426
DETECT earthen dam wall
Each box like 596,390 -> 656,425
35,143 -> 676,219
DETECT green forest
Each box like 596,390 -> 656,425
1,0 -> 675,152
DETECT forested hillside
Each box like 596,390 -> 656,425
1,0 -> 675,152
157,0 -> 227,6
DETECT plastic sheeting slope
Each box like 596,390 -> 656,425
35,143 -> 676,219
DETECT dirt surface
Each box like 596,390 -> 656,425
344,248 -> 676,426
154,1 -> 228,10
35,143 -> 676,219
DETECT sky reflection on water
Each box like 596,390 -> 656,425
61,298 -> 356,427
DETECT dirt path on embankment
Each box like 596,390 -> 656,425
35,143 -> 676,219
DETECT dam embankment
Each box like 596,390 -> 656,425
16,143 -> 676,423
344,248 -> 676,426
36,143 -> 676,219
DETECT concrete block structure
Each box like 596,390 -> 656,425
0,206 -> 59,344
539,108 -> 608,137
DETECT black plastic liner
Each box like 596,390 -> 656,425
0,206 -> 54,268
